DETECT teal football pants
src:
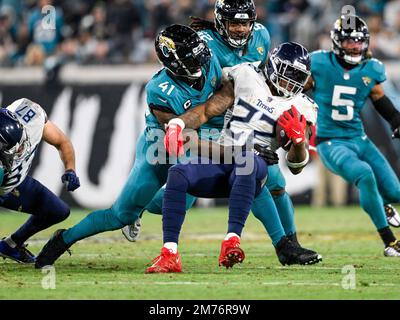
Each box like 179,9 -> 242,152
317,136 -> 400,230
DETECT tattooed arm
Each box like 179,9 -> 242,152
178,76 -> 234,129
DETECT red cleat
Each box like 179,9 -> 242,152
218,236 -> 245,269
146,247 -> 182,273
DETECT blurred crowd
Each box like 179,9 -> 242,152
0,0 -> 398,67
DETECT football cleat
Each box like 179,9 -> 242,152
287,233 -> 321,258
146,247 -> 182,273
384,240 -> 400,257
0,239 -> 35,264
218,236 -> 245,269
275,236 -> 322,266
121,218 -> 142,242
34,229 -> 71,269
384,204 -> 400,228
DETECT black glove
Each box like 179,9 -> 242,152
253,144 -> 279,165
189,16 -> 216,31
392,127 -> 400,139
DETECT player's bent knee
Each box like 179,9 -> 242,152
270,189 -> 285,198
167,166 -> 190,190
355,169 -> 377,190
51,201 -> 70,223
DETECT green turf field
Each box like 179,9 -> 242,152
0,206 -> 399,300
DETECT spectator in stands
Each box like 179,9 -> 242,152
25,0 -> 64,65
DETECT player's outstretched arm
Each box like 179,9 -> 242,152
370,84 -> 400,139
164,77 -> 234,156
42,121 -> 80,191
178,77 -> 234,129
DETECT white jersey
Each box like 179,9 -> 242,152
0,98 -> 47,195
219,64 -> 318,151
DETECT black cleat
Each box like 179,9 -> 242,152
275,236 -> 322,266
287,233 -> 320,257
35,229 -> 71,269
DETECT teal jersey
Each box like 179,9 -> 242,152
311,50 -> 386,138
196,23 -> 270,134
198,23 -> 271,68
145,54 -> 222,131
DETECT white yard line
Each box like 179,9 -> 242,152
15,280 -> 397,287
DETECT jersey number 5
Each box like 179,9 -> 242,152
331,85 -> 357,121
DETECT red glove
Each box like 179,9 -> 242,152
164,119 -> 185,157
277,105 -> 307,145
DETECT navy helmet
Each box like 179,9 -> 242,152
0,108 -> 30,172
155,24 -> 211,80
215,0 -> 257,48
265,42 -> 311,97
331,15 -> 370,65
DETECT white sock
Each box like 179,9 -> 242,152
4,236 -> 17,248
225,233 -> 240,241
163,242 -> 178,254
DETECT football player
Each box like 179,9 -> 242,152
124,0 -> 313,260
307,15 -> 400,256
0,99 -> 80,264
122,0 -> 271,241
147,42 -> 322,273
34,25 -> 241,268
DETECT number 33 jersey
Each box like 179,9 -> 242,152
1,98 -> 47,195
219,63 -> 318,151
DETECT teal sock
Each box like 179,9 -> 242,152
251,187 -> 286,246
145,188 -> 197,215
274,192 -> 296,236
62,209 -> 125,245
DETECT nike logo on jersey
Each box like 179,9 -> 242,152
158,98 -> 167,103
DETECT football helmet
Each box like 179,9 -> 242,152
331,15 -> 370,65
155,24 -> 211,80
214,0 -> 257,48
265,42 -> 311,98
0,108 -> 30,172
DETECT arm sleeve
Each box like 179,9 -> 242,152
373,95 -> 400,130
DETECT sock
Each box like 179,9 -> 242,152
378,227 -> 396,247
162,169 -> 189,244
146,188 -> 197,215
227,156 -> 263,237
163,242 -> 178,254
4,236 -> 17,248
251,187 -> 286,246
62,208 -> 126,245
225,232 -> 240,240
273,192 -> 296,236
